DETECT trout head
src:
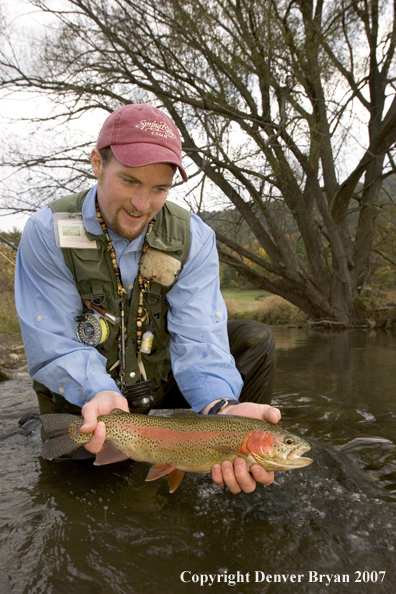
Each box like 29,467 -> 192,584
242,429 -> 313,471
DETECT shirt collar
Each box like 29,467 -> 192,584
82,185 -> 102,235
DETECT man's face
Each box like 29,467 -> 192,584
91,149 -> 175,241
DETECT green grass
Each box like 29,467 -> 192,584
222,289 -> 305,325
221,289 -> 271,317
221,289 -> 270,305
0,293 -> 21,336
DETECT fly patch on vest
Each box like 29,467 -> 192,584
139,248 -> 181,286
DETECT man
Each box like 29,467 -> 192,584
15,104 -> 280,494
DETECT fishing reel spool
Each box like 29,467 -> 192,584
123,380 -> 155,413
76,313 -> 110,347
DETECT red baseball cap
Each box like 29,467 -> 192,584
96,104 -> 188,182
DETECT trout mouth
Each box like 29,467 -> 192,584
280,444 -> 313,468
253,443 -> 313,471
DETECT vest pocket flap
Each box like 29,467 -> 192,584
70,249 -> 117,288
147,234 -> 184,252
68,248 -> 103,260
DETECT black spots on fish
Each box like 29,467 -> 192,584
41,431 -> 82,459
40,413 -> 82,437
40,414 -> 89,460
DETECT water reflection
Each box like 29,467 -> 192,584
1,329 -> 396,594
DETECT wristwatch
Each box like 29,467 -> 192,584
207,398 -> 239,415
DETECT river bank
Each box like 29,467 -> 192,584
0,334 -> 26,381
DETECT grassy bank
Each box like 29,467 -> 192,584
1,293 -> 21,337
221,289 -> 306,325
1,268 -> 395,336
2,288 -> 304,337
0,244 -> 21,337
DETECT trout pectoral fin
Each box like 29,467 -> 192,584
167,469 -> 185,493
145,463 -> 176,481
213,445 -> 241,456
93,441 -> 130,466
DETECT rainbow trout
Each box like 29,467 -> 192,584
41,410 -> 312,492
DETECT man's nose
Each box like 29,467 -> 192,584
130,187 -> 150,212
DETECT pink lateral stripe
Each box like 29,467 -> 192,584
110,422 -> 240,445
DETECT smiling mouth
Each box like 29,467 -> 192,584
122,208 -> 146,220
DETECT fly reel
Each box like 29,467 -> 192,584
76,313 -> 110,347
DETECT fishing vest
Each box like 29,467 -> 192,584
49,190 -> 191,389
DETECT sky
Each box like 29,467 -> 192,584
0,0 -> 196,233
0,0 -> 386,234
0,0 -> 55,231
0,0 -> 110,232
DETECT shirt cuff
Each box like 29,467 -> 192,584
81,374 -> 122,404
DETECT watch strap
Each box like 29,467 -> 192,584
207,398 -> 239,415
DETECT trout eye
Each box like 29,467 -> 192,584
284,437 -> 295,446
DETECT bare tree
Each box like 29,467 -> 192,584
1,0 -> 396,323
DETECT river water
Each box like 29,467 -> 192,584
1,327 -> 396,594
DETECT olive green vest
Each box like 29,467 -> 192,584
50,190 -> 191,389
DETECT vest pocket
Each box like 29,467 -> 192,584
142,346 -> 172,384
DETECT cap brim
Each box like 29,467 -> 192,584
111,143 -> 188,182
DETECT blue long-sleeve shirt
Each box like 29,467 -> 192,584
15,186 -> 243,412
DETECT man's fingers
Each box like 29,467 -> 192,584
80,400 -> 99,434
250,464 -> 275,486
83,421 -> 106,454
211,463 -> 225,488
232,458 -> 256,493
220,402 -> 281,425
212,459 -> 257,494
263,406 -> 281,424
212,459 -> 275,493
220,460 -> 243,494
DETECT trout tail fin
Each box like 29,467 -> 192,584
41,414 -> 84,460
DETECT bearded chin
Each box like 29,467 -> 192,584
109,210 -> 150,241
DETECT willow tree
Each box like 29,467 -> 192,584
1,0 -> 396,322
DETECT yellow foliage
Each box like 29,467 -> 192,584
0,245 -> 16,293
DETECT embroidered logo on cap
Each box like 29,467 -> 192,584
136,119 -> 176,139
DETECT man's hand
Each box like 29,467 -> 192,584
202,400 -> 281,494
80,390 -> 129,454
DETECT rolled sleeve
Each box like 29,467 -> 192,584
167,214 -> 243,411
15,205 -> 120,407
